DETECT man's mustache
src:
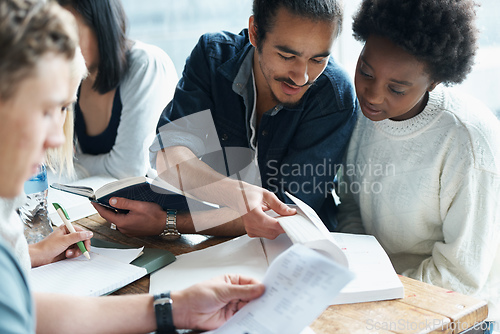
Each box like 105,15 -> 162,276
275,77 -> 314,88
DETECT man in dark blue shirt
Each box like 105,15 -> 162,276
97,0 -> 357,239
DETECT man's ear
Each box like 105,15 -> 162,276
249,15 -> 258,47
428,81 -> 441,92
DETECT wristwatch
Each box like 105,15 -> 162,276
160,209 -> 180,240
153,292 -> 176,333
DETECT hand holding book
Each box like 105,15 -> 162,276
51,176 -> 217,214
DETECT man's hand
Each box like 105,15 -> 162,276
231,183 -> 296,239
92,199 -> 167,237
171,274 -> 265,330
29,225 -> 93,268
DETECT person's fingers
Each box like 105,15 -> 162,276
244,211 -> 285,239
72,226 -> 93,251
223,274 -> 261,286
92,202 -> 119,221
109,197 -> 144,211
66,230 -> 93,243
264,192 -> 296,216
223,283 -> 265,303
83,237 -> 92,251
55,224 -> 70,235
65,247 -> 81,259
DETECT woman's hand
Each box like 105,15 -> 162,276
29,225 -> 93,268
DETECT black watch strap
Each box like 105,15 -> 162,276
154,292 -> 176,334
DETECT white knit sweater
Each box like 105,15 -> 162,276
337,86 -> 500,320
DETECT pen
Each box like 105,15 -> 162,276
52,203 -> 91,260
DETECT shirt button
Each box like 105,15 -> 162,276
262,130 -> 268,136
221,134 -> 228,141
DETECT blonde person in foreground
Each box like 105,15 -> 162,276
336,0 -> 499,330
0,42 -> 93,274
0,1 -> 264,333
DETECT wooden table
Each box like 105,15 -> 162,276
75,214 -> 489,334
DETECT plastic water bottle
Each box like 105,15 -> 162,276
18,164 -> 53,244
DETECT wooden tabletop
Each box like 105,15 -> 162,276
75,214 -> 488,334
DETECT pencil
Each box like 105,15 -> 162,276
52,203 -> 91,260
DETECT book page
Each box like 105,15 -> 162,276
275,193 -> 348,267
330,233 -> 404,304
278,213 -> 325,244
30,251 -> 147,296
150,235 -> 268,294
96,176 -> 149,198
48,174 -> 117,226
284,192 -> 332,235
207,244 -> 354,334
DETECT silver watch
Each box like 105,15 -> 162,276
160,209 -> 180,240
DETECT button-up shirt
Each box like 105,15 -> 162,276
150,29 -> 358,230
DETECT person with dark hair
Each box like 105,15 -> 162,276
94,0 -> 358,240
56,0 -> 177,179
0,0 -> 264,333
336,0 -> 500,328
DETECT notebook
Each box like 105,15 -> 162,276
91,238 -> 176,274
30,248 -> 147,296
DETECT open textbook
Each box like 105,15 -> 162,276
151,192 -> 404,305
49,175 -> 217,223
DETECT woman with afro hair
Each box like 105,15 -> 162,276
336,0 -> 500,329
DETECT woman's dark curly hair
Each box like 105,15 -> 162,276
352,0 -> 479,85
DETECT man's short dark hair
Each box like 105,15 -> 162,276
252,0 -> 343,49
352,0 -> 479,85
57,0 -> 130,94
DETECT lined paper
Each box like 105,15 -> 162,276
30,252 -> 147,296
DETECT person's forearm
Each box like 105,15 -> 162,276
28,243 -> 44,268
35,293 -> 156,334
156,146 -> 241,207
177,208 -> 246,236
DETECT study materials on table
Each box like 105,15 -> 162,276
31,239 -> 176,296
151,192 -> 404,305
50,175 -> 217,216
205,244 -> 354,334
